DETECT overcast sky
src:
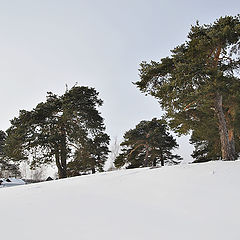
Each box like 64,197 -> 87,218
0,0 -> 239,162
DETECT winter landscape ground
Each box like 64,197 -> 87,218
0,161 -> 239,240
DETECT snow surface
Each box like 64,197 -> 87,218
0,178 -> 26,187
0,161 -> 240,240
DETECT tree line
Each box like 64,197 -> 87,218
1,15 -> 240,179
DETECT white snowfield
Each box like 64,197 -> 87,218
0,161 -> 240,240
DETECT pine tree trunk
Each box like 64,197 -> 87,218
59,160 -> 67,178
152,158 -> 157,167
144,148 -> 150,167
55,145 -> 68,179
160,152 -> 164,166
214,92 -> 236,160
58,166 -> 67,179
55,150 -> 64,178
60,139 -> 67,178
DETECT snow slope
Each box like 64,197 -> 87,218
0,161 -> 240,240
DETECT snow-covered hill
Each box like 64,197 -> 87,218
0,161 -> 240,240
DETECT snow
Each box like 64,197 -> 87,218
0,161 -> 240,240
0,178 -> 25,187
6,178 -> 25,184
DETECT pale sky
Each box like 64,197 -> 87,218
0,0 -> 239,162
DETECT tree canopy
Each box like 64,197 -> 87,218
5,86 -> 110,178
135,15 -> 240,161
114,118 -> 182,169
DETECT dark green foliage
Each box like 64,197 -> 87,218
135,15 -> 240,161
0,131 -> 6,156
5,86 -> 110,178
0,130 -> 21,178
114,118 -> 182,168
190,127 -> 221,163
67,132 -> 109,176
188,105 -> 222,162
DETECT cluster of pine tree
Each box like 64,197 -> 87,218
135,15 -> 240,162
1,15 -> 240,179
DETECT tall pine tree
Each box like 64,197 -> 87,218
135,15 -> 240,161
5,86 -> 109,178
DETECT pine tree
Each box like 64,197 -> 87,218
5,86 -> 110,178
114,118 -> 182,168
135,15 -> 240,161
0,130 -> 21,178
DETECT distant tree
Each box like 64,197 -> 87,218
0,130 -> 21,178
5,86 -> 109,178
135,15 -> 240,161
114,118 -> 182,169
30,166 -> 47,181
0,131 -> 6,157
107,136 -> 120,171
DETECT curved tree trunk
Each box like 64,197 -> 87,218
214,92 -> 236,160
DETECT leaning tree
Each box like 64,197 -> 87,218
5,86 -> 110,178
114,118 -> 182,169
135,15 -> 240,161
